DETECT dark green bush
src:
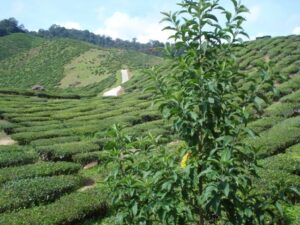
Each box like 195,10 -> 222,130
11,130 -> 73,144
264,102 -> 300,117
281,89 -> 300,103
36,141 -> 99,161
259,153 -> 300,174
0,162 -> 81,184
0,189 -> 107,225
255,168 -> 300,195
0,175 -> 81,213
0,120 -> 16,131
30,136 -> 81,147
248,116 -> 282,133
278,74 -> 300,95
247,117 -> 300,157
285,204 -> 300,225
0,151 -> 38,168
72,151 -> 102,165
0,145 -> 29,153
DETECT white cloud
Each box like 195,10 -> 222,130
247,5 -> 261,23
292,27 -> 300,35
95,12 -> 172,43
59,21 -> 81,30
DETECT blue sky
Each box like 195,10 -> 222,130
1,0 -> 300,43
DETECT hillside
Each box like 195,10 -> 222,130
0,33 -> 162,97
0,34 -> 299,224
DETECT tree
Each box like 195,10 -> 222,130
0,17 -> 25,36
106,0 -> 298,224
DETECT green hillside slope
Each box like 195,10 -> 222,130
0,33 -> 162,96
0,35 -> 299,224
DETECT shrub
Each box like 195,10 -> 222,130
248,116 -> 282,133
0,151 -> 38,168
36,141 -> 99,161
281,65 -> 299,76
255,168 -> 300,196
11,130 -> 73,144
30,136 -> 81,147
281,89 -> 300,103
0,145 -> 29,153
0,120 -> 16,131
247,117 -> 300,157
285,204 -> 300,225
72,151 -> 102,165
264,102 -> 300,117
259,153 -> 300,174
0,162 -> 81,184
0,175 -> 81,213
0,189 -> 107,225
278,74 -> 300,95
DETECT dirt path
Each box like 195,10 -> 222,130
0,138 -> 16,145
78,178 -> 96,192
0,132 -> 16,145
121,69 -> 129,83
103,69 -> 129,97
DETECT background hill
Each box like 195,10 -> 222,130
0,33 -> 162,97
0,32 -> 299,224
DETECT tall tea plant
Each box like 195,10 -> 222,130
106,0 -> 294,224
156,0 -> 284,224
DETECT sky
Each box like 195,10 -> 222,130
0,0 -> 300,43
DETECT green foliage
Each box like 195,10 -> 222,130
105,1 -> 297,224
0,38 -> 91,89
0,190 -> 107,225
248,117 -> 300,157
285,204 -> 300,225
0,175 -> 81,213
248,116 -> 282,133
36,141 -> 99,161
0,151 -> 38,168
11,129 -> 73,144
0,12 -> 300,225
72,151 -> 102,165
0,33 -> 162,97
30,136 -> 81,147
0,33 -> 42,60
0,162 -> 81,184
0,145 -> 29,153
264,102 -> 300,117
0,18 -> 25,37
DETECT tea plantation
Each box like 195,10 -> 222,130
0,33 -> 300,224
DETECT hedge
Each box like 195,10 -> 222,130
0,175 -> 81,213
30,136 -> 81,147
247,117 -> 300,157
259,152 -> 300,175
0,162 -> 81,184
255,168 -> 300,196
72,151 -> 102,165
0,151 -> 38,168
0,145 -> 29,153
248,116 -> 282,133
11,130 -> 73,144
264,102 -> 300,118
278,74 -> 300,95
0,189 -> 107,225
36,141 -> 99,161
281,89 -> 300,103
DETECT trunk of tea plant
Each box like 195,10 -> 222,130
198,137 -> 205,225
